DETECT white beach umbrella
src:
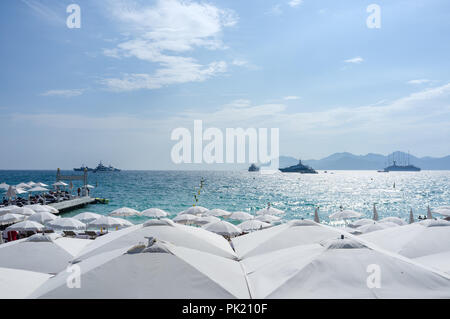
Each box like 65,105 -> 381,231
241,237 -> 450,298
202,220 -> 242,237
34,182 -> 49,187
329,210 -> 362,220
9,206 -> 36,217
254,214 -> 281,223
29,240 -> 250,299
0,182 -> 9,190
6,220 -> 45,232
361,220 -> 450,259
229,211 -> 254,221
72,212 -> 101,224
379,216 -> 407,226
206,209 -> 232,218
27,211 -> 58,224
414,251 -> 450,275
27,181 -> 36,187
14,188 -> 28,195
0,205 -> 21,216
109,207 -> 140,217
84,184 -> 95,189
28,186 -> 49,193
0,267 -> 51,299
238,220 -> 271,232
52,182 -> 68,187
348,218 -> 376,228
194,215 -> 221,226
88,216 -> 123,229
16,183 -> 31,189
141,208 -> 168,218
113,218 -> 134,227
432,207 -> 450,217
232,220 -> 347,259
178,206 -> 208,216
0,233 -> 91,274
25,204 -> 58,214
256,207 -> 285,216
47,218 -> 86,231
357,221 -> 398,234
75,219 -> 237,261
0,213 -> 26,225
173,214 -> 199,225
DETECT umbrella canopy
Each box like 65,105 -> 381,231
72,212 -> 101,224
238,220 -> 271,232
357,221 -> 398,234
27,181 -> 36,187
194,215 -> 221,226
9,206 -> 36,217
229,211 -> 254,221
256,207 -> 285,216
88,216 -> 123,229
28,186 -> 49,192
329,210 -> 362,220
0,205 -> 21,216
141,208 -> 168,218
27,211 -> 58,224
414,251 -> 450,275
47,218 -> 86,231
29,240 -> 250,299
84,184 -> 95,189
361,220 -> 450,259
75,219 -> 237,261
34,182 -> 48,187
113,218 -> 134,227
241,237 -> 450,298
178,206 -> 209,216
109,207 -> 140,217
254,214 -> 281,223
173,214 -> 199,225
16,183 -> 31,189
14,188 -> 28,195
6,220 -> 45,232
379,216 -> 407,226
202,220 -> 242,237
348,218 -> 376,228
232,220 -> 346,259
432,207 -> 450,217
206,209 -> 232,218
25,204 -> 58,214
0,213 -> 26,225
0,182 -> 9,190
52,182 -> 68,187
0,233 -> 91,274
0,267 -> 51,299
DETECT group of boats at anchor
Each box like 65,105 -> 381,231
249,153 -> 421,173
74,161 -> 121,173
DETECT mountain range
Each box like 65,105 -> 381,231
276,151 -> 450,170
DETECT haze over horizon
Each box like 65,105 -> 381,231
1,0 -> 449,170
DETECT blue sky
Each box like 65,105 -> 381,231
0,0 -> 449,169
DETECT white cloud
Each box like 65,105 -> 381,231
266,5 -> 283,16
344,56 -> 364,64
283,96 -> 300,100
288,0 -> 303,8
40,89 -> 84,97
101,0 -> 237,91
21,0 -> 66,25
408,79 -> 431,85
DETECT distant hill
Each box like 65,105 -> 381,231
276,152 -> 450,170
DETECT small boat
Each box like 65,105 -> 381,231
248,164 -> 260,172
279,160 -> 318,174
93,161 -> 121,173
73,165 -> 93,172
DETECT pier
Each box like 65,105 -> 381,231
49,196 -> 96,214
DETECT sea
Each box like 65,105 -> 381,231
1,170 -> 449,224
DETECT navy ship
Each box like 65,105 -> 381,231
248,164 -> 260,172
279,160 -> 318,174
93,161 -> 121,173
73,165 -> 93,172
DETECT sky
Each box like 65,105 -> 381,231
0,0 -> 449,170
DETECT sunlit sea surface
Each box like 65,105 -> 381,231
1,170 -> 449,224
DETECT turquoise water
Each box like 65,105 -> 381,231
1,170 -> 449,223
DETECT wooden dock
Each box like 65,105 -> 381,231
49,197 -> 96,214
